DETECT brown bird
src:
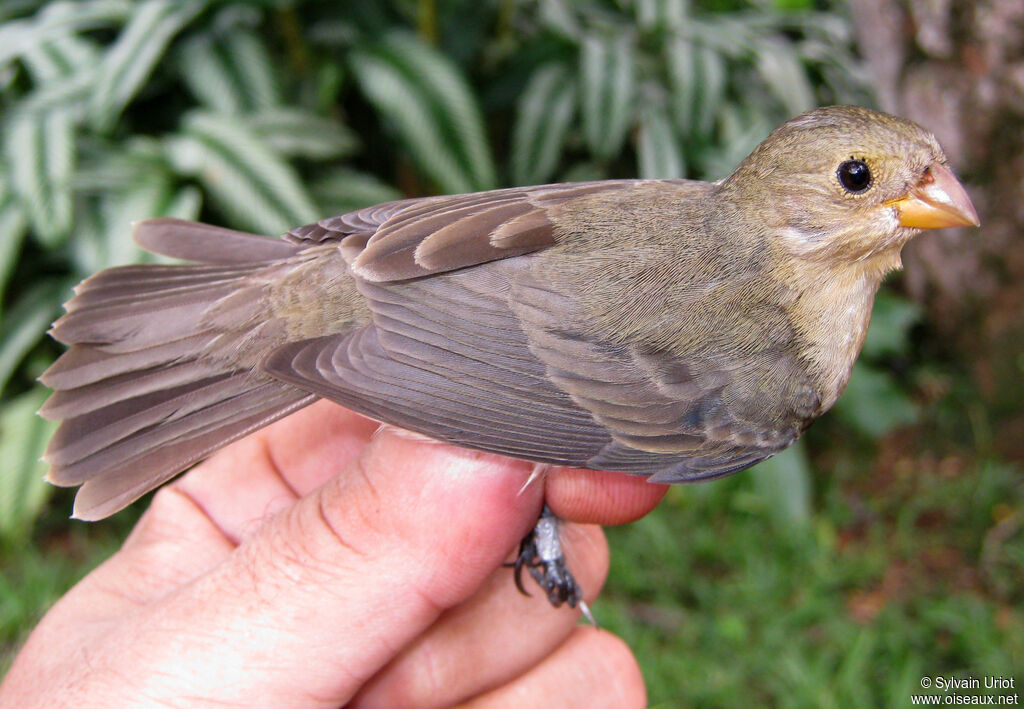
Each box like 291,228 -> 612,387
40,105 -> 978,604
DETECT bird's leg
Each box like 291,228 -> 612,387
513,505 -> 594,623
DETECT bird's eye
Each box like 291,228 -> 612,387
837,160 -> 872,193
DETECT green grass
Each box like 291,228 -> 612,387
598,456 -> 1023,707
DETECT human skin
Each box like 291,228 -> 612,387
1,400 -> 664,708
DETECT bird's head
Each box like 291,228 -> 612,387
721,105 -> 979,268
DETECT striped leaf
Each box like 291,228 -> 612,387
693,45 -> 726,137
179,27 -> 280,114
538,0 -> 583,40
0,199 -> 29,314
311,167 -> 404,216
378,31 -> 496,189
0,386 -> 59,540
634,0 -> 687,32
0,0 -> 130,69
755,37 -> 815,116
87,0 -> 207,133
579,34 -> 636,161
5,107 -> 75,246
71,181 -> 204,274
17,70 -> 95,118
0,279 -> 70,396
350,33 -> 496,194
98,174 -> 176,267
167,111 -> 319,235
637,104 -> 685,179
247,108 -> 359,160
22,31 -> 100,83
665,36 -> 695,134
510,63 -> 577,186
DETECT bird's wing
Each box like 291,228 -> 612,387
507,274 -> 813,481
260,258 -> 807,480
260,262 -> 615,466
282,181 -> 633,281
262,178 -> 807,481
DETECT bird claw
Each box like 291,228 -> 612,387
512,505 -> 585,612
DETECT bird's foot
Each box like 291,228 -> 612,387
513,505 -> 594,624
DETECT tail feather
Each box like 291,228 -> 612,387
44,372 -> 245,473
40,359 -> 226,421
71,388 -> 316,521
41,219 -> 319,519
64,278 -> 239,315
132,217 -> 301,263
73,263 -> 257,295
51,297 -> 226,349
39,336 -> 214,389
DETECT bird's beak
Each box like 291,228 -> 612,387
886,163 -> 979,229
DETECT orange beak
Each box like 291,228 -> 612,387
886,163 -> 979,229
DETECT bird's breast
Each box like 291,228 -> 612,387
786,268 -> 882,412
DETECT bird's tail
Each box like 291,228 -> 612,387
40,219 -> 318,520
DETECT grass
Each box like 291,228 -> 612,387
598,451 -> 1023,707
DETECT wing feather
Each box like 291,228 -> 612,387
282,181 -> 636,281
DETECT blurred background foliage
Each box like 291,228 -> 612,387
0,0 -> 1020,705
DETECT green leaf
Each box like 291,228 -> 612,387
167,111 -> 319,235
0,0 -> 131,70
861,290 -> 921,360
16,69 -> 95,117
693,45 -> 726,137
310,167 -> 403,217
0,279 -> 69,396
378,31 -> 496,189
70,136 -> 168,192
634,0 -> 688,33
161,184 -> 202,222
72,180 -> 204,272
560,161 -> 607,183
537,0 -> 583,40
87,0 -> 207,133
5,107 -> 75,246
702,103 -> 772,180
12,26 -> 101,118
579,34 -> 636,161
510,63 -> 577,186
750,442 -> 812,533
246,108 -> 359,160
0,202 -> 29,314
834,361 -> 918,438
179,27 -> 280,114
637,104 -> 685,179
349,50 -> 467,192
350,33 -> 497,193
0,387 -> 58,540
85,179 -> 203,270
665,36 -> 696,134
99,175 -> 175,267
755,37 -> 815,116
21,30 -> 100,83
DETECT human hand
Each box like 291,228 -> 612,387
1,401 -> 664,708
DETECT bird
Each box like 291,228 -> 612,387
39,105 -> 978,605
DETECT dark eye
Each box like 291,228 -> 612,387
837,160 -> 872,193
